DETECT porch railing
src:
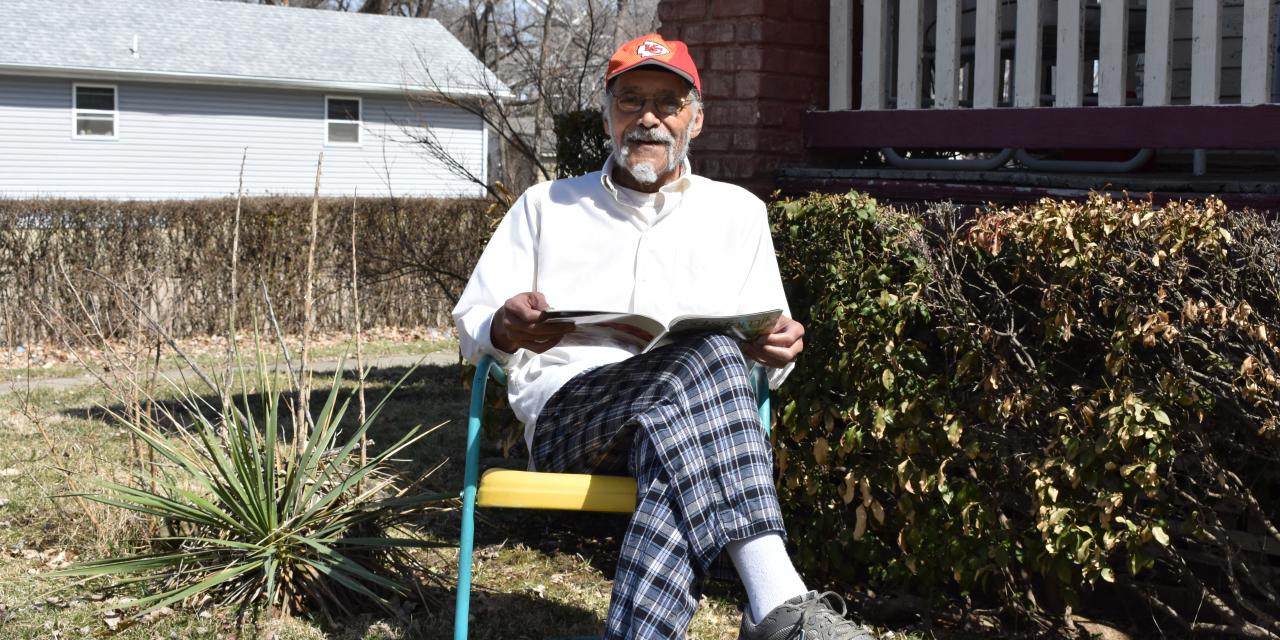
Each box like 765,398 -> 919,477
829,0 -> 1279,112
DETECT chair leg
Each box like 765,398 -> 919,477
454,482 -> 477,640
456,356 -> 492,640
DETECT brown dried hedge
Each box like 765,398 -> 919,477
0,196 -> 499,347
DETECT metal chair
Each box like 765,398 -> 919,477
454,353 -> 772,640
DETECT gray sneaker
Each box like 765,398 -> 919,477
739,591 -> 877,640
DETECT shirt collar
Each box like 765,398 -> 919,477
600,154 -> 694,201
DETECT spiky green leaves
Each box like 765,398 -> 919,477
52,361 -> 449,621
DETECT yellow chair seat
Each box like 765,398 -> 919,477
475,468 -> 637,513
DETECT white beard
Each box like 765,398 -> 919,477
611,118 -> 694,187
620,152 -> 662,185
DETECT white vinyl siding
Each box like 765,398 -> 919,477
0,75 -> 485,199
72,83 -> 117,139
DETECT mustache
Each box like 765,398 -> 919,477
623,127 -> 674,145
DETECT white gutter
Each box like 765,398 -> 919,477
0,63 -> 515,100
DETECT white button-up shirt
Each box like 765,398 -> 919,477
452,158 -> 795,452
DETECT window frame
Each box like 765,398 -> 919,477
324,95 -> 363,146
71,83 -> 119,140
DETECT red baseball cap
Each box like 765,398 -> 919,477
606,33 -> 701,94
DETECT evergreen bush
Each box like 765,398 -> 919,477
553,109 -> 609,179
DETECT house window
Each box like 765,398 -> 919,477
73,84 -> 117,138
326,96 -> 361,144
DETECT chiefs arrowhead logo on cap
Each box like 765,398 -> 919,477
636,40 -> 671,58
606,33 -> 701,94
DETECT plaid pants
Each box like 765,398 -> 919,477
532,333 -> 786,640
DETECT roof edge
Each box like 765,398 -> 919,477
0,63 -> 515,100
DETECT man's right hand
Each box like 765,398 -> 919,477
490,292 -> 574,354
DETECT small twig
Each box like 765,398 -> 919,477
224,147 -> 247,405
83,268 -> 220,395
1153,512 -> 1279,639
261,284 -> 301,394
351,189 -> 369,481
297,151 -> 323,447
1176,482 -> 1280,627
144,338 -> 164,494
29,302 -> 125,398
22,309 -> 105,530
1220,468 -> 1280,548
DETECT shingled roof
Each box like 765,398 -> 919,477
0,0 -> 509,98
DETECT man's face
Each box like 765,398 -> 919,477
605,69 -> 704,190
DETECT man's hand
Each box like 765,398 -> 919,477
742,315 -> 804,368
490,292 -> 574,354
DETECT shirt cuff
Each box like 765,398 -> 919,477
767,360 -> 794,390
736,343 -> 795,390
474,310 -> 514,365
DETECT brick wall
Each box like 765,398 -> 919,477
656,0 -> 828,196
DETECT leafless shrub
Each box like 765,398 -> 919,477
0,196 -> 498,349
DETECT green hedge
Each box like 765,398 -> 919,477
0,196 -> 498,346
771,192 -> 1280,635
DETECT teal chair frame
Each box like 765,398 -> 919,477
454,354 -> 772,640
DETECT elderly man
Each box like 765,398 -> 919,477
453,33 -> 874,640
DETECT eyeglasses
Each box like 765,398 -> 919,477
609,90 -> 695,116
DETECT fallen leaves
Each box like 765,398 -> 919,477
7,546 -> 79,571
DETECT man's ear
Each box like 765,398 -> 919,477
689,107 -> 704,139
601,80 -> 614,135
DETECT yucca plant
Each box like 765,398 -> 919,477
51,356 -> 449,623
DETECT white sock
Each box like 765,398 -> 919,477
725,533 -> 808,624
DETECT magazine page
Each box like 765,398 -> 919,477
546,308 -> 783,354
544,310 -> 666,350
644,309 -> 782,352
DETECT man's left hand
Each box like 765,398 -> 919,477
742,316 -> 804,368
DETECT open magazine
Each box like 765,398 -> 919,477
544,308 -> 782,353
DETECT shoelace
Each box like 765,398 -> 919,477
789,592 -> 868,640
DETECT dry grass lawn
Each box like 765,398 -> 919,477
0,336 -> 770,639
